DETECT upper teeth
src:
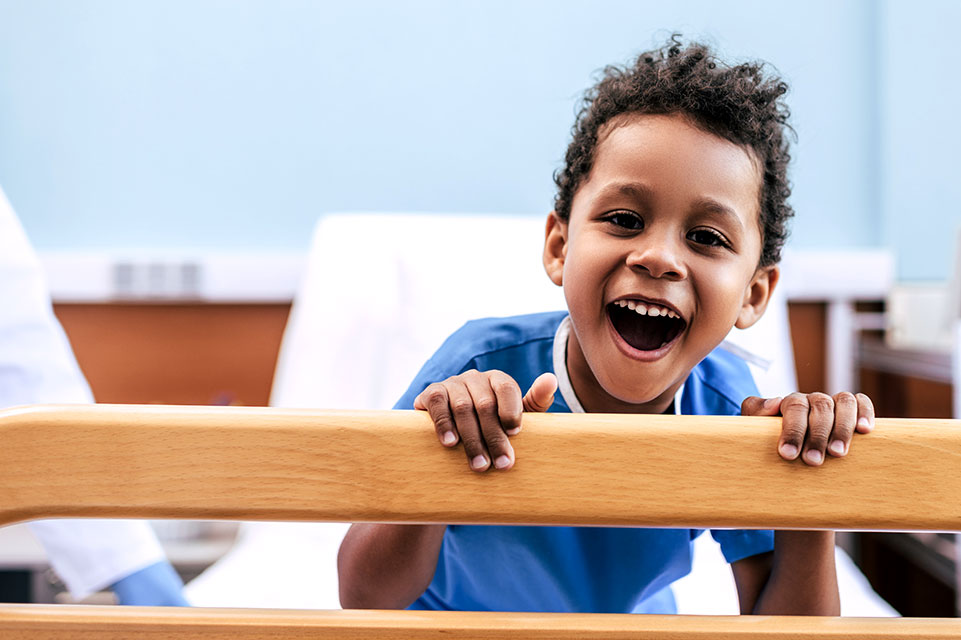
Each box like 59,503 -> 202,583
614,299 -> 679,319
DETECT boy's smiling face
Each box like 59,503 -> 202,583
544,113 -> 778,413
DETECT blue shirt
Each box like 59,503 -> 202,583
395,311 -> 773,613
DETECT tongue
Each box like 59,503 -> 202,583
610,306 -> 674,351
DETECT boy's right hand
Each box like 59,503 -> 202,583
414,370 -> 557,472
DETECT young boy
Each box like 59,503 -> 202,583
338,38 -> 874,616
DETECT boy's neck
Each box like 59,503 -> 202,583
565,331 -> 682,414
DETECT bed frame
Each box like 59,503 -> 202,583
1,404 -> 959,638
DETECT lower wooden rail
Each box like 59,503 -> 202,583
1,404 -> 960,638
2,606 -> 961,640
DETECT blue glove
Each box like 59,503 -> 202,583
111,560 -> 189,606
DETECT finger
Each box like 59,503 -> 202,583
855,393 -> 875,433
446,379 -> 490,472
828,392 -> 858,457
419,383 -> 459,447
802,392 -> 835,466
464,372 -> 514,471
522,372 -> 558,413
489,371 -> 523,436
777,393 -> 809,461
741,395 -> 782,416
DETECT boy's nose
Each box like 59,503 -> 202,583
625,238 -> 687,280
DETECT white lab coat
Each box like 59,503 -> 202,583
0,186 -> 165,600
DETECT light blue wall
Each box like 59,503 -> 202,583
878,0 -> 961,281
0,0 -> 954,279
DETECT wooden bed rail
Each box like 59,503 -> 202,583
4,606 -> 961,639
1,404 -> 961,638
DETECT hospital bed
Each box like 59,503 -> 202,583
186,213 -> 895,615
0,403 -> 959,638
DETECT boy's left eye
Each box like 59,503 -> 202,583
604,211 -> 643,230
687,228 -> 730,248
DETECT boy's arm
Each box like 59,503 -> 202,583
339,369 -> 557,608
338,524 -> 447,609
731,532 -> 839,615
732,390 -> 874,615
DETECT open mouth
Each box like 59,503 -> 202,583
607,299 -> 686,352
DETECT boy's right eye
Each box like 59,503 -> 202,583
605,211 -> 643,230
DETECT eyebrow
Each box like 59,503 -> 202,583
595,182 -> 748,233
690,197 -> 746,233
595,182 -> 655,201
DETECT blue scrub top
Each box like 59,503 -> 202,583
396,311 -> 773,613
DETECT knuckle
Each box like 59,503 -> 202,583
781,394 -> 809,411
424,387 -> 448,407
432,413 -> 454,431
491,379 -> 519,397
834,391 -> 856,407
780,422 -> 808,443
427,397 -> 450,414
808,393 -> 834,412
450,399 -> 475,416
473,397 -> 497,415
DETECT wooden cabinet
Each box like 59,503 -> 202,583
854,335 -> 955,616
53,303 -> 291,406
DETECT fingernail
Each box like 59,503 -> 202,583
804,449 -> 823,465
441,431 -> 457,446
857,417 -> 872,430
829,440 -> 846,456
494,455 -> 512,469
505,426 -> 521,436
764,397 -> 781,409
779,443 -> 798,459
471,455 -> 488,470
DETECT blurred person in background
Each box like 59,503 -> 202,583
0,185 -> 187,606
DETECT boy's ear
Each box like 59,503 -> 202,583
542,211 -> 568,287
735,265 -> 780,329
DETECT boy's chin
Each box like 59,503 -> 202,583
598,381 -> 678,412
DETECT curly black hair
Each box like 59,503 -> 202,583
553,36 -> 795,266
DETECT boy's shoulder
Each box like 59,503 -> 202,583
394,311 -> 567,410
687,348 -> 759,415
435,311 -> 567,369
455,311 -> 568,347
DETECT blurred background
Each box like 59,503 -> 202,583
0,0 -> 957,279
0,0 -> 959,618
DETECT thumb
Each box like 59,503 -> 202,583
741,395 -> 783,416
522,372 -> 557,412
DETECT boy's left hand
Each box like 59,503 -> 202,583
741,392 -> 875,466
